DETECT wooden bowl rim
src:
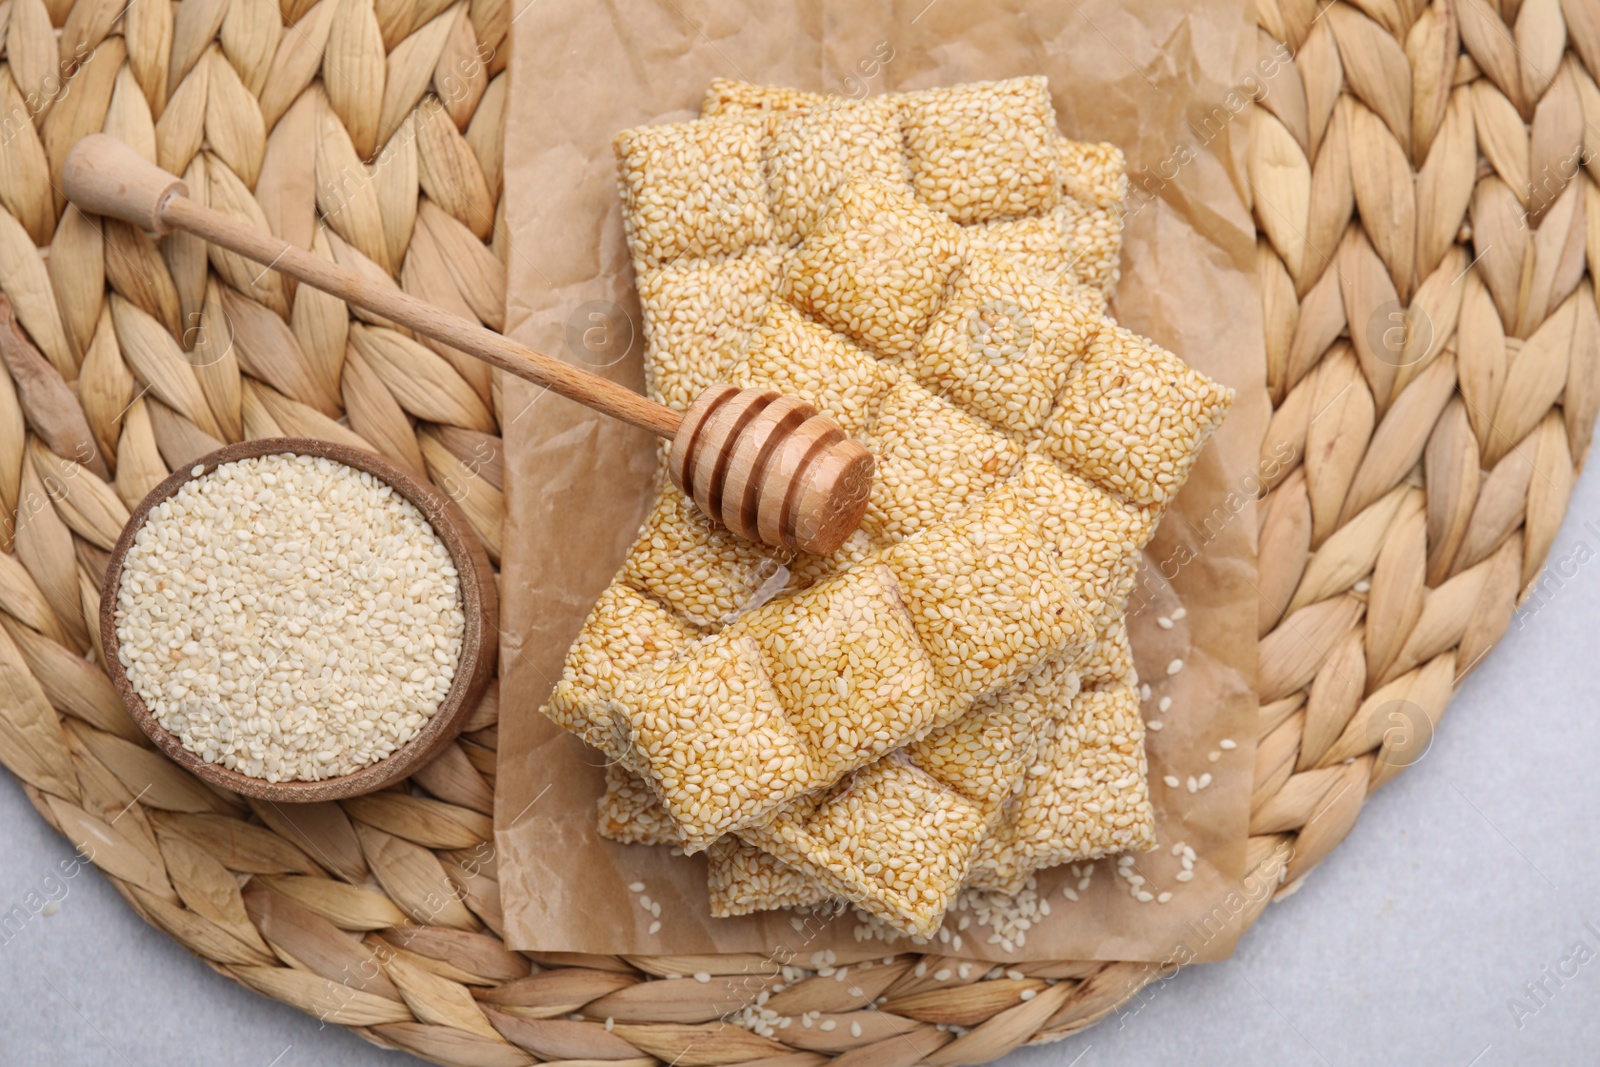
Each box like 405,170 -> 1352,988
99,437 -> 499,803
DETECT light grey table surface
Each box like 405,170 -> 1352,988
4,468 -> 1599,1067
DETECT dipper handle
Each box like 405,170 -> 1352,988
61,135 -> 872,555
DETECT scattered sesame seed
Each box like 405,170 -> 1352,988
934,969 -> 952,981
1186,776 -> 1198,793
1208,750 -> 1221,762
1158,696 -> 1172,713
694,972 -> 711,984
850,1021 -> 863,1038
628,882 -> 645,893
1146,719 -> 1163,730
648,920 -> 661,935
1157,892 -> 1173,903
820,1020 -> 837,1032
1176,869 -> 1195,882
1166,658 -> 1184,676
1163,775 -> 1180,788
1170,607 -> 1186,620
1220,738 -> 1237,750
1157,615 -> 1173,629
1020,989 -> 1037,1001
1198,773 -> 1212,789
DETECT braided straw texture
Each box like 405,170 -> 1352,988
0,0 -> 1596,1061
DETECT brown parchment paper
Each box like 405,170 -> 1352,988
495,0 -> 1267,964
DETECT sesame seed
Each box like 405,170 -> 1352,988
1170,607 -> 1186,620
1157,615 -> 1173,629
1220,738 -> 1237,750
116,453 -> 465,783
648,920 -> 661,935
1158,696 -> 1172,712
850,1021 -> 863,1038
1166,658 -> 1184,676
1020,989 -> 1037,1001
580,79 -> 1232,937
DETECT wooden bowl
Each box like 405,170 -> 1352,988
99,438 -> 499,802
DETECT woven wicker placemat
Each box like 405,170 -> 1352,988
0,0 -> 1595,1062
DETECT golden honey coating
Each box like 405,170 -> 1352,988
744,563 -> 952,782
910,653 -> 1080,810
622,485 -> 791,630
766,96 -> 909,244
638,249 -> 787,412
544,582 -> 700,752
966,682 -> 1154,895
881,485 -> 1093,699
908,251 -> 1094,434
1059,195 -> 1123,297
599,763 -> 682,846
601,492 -> 1091,849
707,837 -> 831,916
742,756 -> 990,938
779,178 -> 967,359
619,632 -> 819,849
1007,453 -> 1156,624
1077,616 -> 1137,691
729,302 -> 890,439
783,526 -> 879,590
967,209 -> 1105,315
614,114 -> 773,268
702,78 -> 827,117
900,77 -> 1066,226
862,372 -> 1026,543
701,78 -> 1127,301
1037,321 -> 1235,506
574,79 -> 1232,931
739,653 -> 1082,934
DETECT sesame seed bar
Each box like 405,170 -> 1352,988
548,79 -> 1231,936
705,618 -> 1150,922
581,485 -> 1095,850
701,77 -> 1126,300
965,622 -> 1153,894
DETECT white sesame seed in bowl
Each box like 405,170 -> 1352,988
100,439 -> 498,802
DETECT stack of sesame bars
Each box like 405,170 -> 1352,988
539,77 -> 1234,939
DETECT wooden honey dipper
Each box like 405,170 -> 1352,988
62,134 -> 874,556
